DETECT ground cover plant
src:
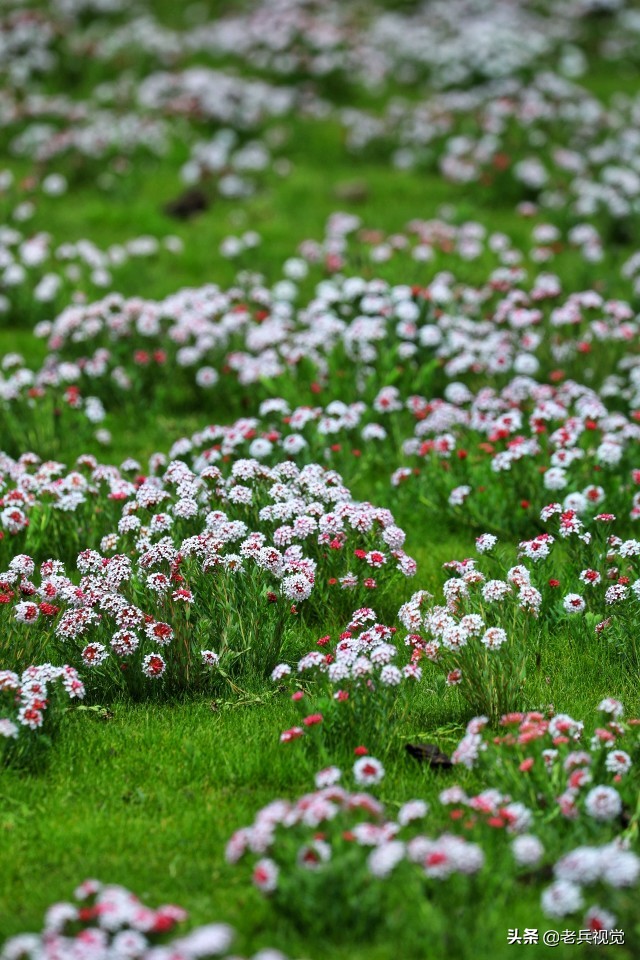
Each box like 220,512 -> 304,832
1,1 -> 640,958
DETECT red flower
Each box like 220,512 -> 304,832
426,851 -> 449,867
354,745 -> 368,756
302,713 -> 323,727
280,727 -> 304,742
151,914 -> 177,934
38,603 -> 59,616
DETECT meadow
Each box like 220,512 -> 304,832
0,2 -> 640,958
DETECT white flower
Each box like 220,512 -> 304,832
541,880 -> 583,918
0,718 -> 19,739
600,844 -> 640,887
252,858 -> 279,893
481,627 -> 507,650
368,840 -> 405,878
314,766 -> 341,788
249,438 -> 273,459
353,756 -> 385,786
605,751 -> 631,776
397,799 -> 429,826
196,366 -> 219,388
544,467 -> 568,491
554,846 -> 603,885
563,593 -> 585,614
512,835 -> 544,867
584,786 -> 622,822
111,931 -> 148,957
201,650 -> 220,668
584,906 -> 616,932
597,698 -> 624,719
141,653 -> 166,679
452,733 -> 485,769
171,923 -> 234,957
270,663 -> 291,681
14,602 -> 40,624
281,573 -> 313,602
297,840 -> 331,870
379,664 -> 403,686
475,534 -> 497,554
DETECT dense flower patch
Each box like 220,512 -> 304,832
0,881 -> 295,960
0,455 -> 415,698
227,737 -> 639,939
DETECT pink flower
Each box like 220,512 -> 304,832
252,858 -> 278,893
280,726 -> 304,743
302,713 -> 323,727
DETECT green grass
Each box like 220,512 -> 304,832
2,690 -> 634,960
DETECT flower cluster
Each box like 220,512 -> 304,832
226,758 -> 484,935
451,701 -> 639,830
398,562 -> 533,719
0,457 -> 415,697
0,662 -> 84,764
0,880 -> 294,960
273,606 -> 422,753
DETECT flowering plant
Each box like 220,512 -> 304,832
0,662 -> 84,767
226,757 -> 485,939
272,606 -> 422,756
450,700 -> 640,839
0,457 -> 415,699
540,840 -> 639,935
398,561 -> 532,720
0,880 -> 295,960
